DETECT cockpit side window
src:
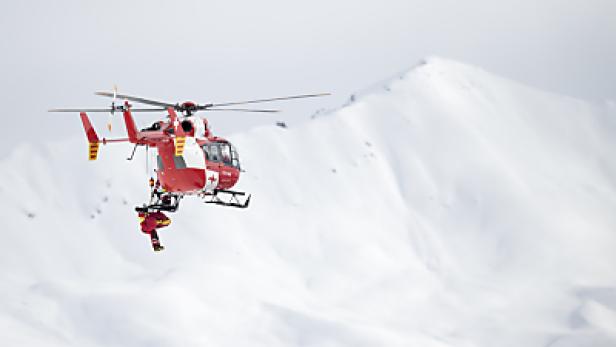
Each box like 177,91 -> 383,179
203,142 -> 240,169
212,145 -> 221,162
203,144 -> 221,162
220,144 -> 232,165
157,155 -> 164,171
202,144 -> 211,161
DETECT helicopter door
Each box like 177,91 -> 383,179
203,144 -> 221,191
181,137 -> 205,169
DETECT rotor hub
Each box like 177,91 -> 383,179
179,101 -> 197,116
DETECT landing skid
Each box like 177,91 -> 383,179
202,189 -> 251,209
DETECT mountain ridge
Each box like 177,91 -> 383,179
2,57 -> 616,347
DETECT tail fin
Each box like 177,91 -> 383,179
80,112 -> 99,143
123,102 -> 139,143
80,112 -> 100,160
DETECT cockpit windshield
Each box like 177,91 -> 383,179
202,142 -> 241,169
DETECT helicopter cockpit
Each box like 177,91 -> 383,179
202,141 -> 241,169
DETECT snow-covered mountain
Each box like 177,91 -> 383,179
2,57 -> 616,347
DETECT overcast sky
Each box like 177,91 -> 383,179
1,0 -> 614,158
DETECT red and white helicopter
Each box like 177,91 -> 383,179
50,89 -> 328,215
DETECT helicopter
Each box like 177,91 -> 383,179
50,89 -> 329,216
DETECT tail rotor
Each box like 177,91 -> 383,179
107,84 -> 118,132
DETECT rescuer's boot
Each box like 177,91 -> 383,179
150,231 -> 165,252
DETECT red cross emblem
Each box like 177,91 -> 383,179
208,175 -> 216,184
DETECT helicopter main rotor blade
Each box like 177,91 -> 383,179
206,108 -> 280,113
95,91 -> 174,108
128,108 -> 168,112
49,107 -> 167,113
49,108 -> 115,112
210,93 -> 330,107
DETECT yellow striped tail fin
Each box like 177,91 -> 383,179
175,136 -> 186,157
88,142 -> 100,161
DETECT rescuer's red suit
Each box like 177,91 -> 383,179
138,211 -> 171,251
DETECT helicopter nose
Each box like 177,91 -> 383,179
218,167 -> 239,189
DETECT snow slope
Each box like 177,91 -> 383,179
2,57 -> 616,347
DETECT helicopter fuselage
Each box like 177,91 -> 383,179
154,135 -> 241,193
121,108 -> 242,194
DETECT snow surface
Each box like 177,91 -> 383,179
2,57 -> 616,346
